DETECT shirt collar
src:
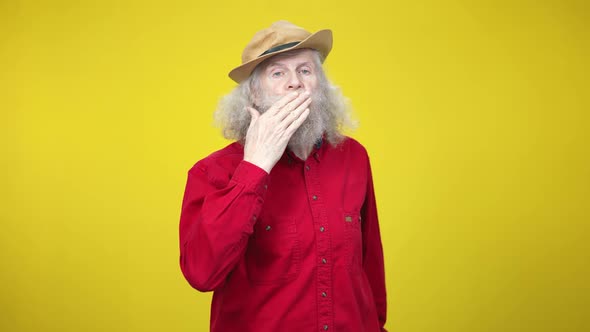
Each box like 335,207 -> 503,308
283,137 -> 325,165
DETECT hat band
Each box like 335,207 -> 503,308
259,41 -> 301,57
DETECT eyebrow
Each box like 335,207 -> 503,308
266,61 -> 313,70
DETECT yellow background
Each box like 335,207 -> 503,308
1,0 -> 589,331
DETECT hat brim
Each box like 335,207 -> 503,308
228,29 -> 333,83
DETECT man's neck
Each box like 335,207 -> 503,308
289,144 -> 313,161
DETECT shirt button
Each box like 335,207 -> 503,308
305,165 -> 310,171
265,225 -> 271,231
264,184 -> 268,190
321,258 -> 327,264
323,325 -> 328,331
312,195 -> 318,200
321,291 -> 327,297
319,226 -> 325,232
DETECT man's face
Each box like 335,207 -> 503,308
258,49 -> 319,99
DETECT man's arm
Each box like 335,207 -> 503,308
361,156 -> 388,331
179,160 -> 269,291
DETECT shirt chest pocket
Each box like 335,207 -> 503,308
245,216 -> 301,284
344,212 -> 363,274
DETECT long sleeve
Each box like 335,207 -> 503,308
361,157 -> 388,332
179,159 -> 270,292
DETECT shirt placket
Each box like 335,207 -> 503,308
304,152 -> 333,331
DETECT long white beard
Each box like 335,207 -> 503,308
257,89 -> 330,154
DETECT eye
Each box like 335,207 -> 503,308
271,71 -> 284,78
299,68 -> 312,75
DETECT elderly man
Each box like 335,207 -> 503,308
179,21 -> 387,332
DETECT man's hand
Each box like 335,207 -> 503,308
243,91 -> 311,173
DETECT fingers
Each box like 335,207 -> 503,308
284,108 -> 311,137
268,91 -> 311,117
275,96 -> 310,131
278,91 -> 310,118
267,91 -> 301,115
278,97 -> 311,121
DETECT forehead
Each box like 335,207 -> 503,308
263,49 -> 317,68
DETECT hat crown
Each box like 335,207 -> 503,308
241,21 -> 312,64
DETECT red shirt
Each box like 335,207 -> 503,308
179,137 -> 387,332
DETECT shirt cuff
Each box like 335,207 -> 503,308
231,160 -> 271,197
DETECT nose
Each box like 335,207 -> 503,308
286,72 -> 303,91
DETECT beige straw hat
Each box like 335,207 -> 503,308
228,20 -> 333,83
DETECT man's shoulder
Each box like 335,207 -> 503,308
335,136 -> 369,157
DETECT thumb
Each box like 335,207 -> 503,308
246,106 -> 260,124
